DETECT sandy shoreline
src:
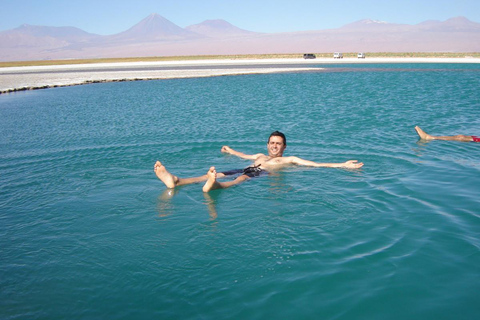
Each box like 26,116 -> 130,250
1,57 -> 479,94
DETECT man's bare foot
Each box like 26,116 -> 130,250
202,167 -> 222,192
154,161 -> 179,188
415,126 -> 434,140
343,160 -> 364,169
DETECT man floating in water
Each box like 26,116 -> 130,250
154,131 -> 364,193
415,126 -> 480,142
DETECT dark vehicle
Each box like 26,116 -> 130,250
303,53 -> 316,59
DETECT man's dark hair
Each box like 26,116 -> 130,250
268,131 -> 286,145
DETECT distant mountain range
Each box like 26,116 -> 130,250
1,13 -> 479,61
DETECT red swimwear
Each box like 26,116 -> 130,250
472,136 -> 480,142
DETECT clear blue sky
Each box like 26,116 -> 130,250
1,0 -> 479,34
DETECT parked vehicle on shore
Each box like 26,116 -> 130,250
303,53 -> 316,59
333,52 -> 343,59
358,52 -> 366,59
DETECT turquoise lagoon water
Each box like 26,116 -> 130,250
1,64 -> 479,319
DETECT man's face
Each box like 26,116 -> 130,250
267,136 -> 286,157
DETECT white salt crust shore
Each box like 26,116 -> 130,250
1,57 -> 479,94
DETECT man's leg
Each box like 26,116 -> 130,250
153,161 -> 207,188
415,126 -> 473,142
202,167 -> 249,192
154,161 -> 228,188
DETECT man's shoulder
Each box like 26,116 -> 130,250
280,156 -> 298,162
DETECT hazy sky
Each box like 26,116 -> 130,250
1,0 -> 479,34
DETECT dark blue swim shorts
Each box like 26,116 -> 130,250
221,166 -> 265,178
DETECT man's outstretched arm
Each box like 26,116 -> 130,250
287,156 -> 364,169
221,146 -> 264,160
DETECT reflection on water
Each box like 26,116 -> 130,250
202,192 -> 218,220
156,188 -> 179,217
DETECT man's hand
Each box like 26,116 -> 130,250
342,160 -> 364,169
221,146 -> 233,154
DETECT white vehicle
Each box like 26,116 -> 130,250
333,52 -> 343,59
358,52 -> 366,59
